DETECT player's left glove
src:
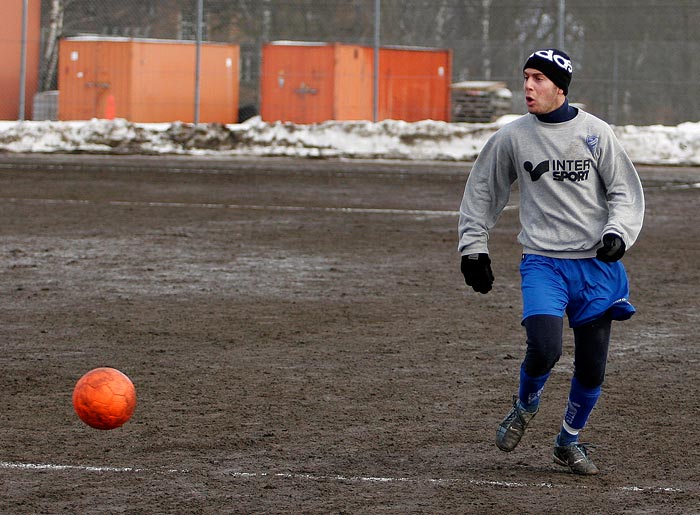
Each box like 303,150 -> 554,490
596,233 -> 626,262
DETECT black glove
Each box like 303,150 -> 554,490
461,253 -> 494,294
596,233 -> 626,262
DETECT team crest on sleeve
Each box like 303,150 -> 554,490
585,135 -> 599,156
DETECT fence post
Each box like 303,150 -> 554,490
194,0 -> 203,124
558,0 -> 565,49
610,40 -> 619,125
373,0 -> 380,123
19,0 -> 29,121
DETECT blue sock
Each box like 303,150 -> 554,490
557,426 -> 579,446
518,365 -> 549,412
558,376 -> 601,446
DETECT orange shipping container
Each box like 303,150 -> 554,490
0,0 -> 41,120
261,42 -> 451,124
58,37 -> 239,123
379,46 -> 451,122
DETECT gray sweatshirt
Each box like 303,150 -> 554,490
458,110 -> 645,258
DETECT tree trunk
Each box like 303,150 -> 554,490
41,0 -> 64,91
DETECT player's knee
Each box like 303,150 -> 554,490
574,366 -> 606,389
523,315 -> 563,375
523,345 -> 561,376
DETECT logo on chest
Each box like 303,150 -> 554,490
524,159 -> 592,182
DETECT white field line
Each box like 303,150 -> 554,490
0,460 -> 185,474
0,460 -> 683,494
0,460 -> 143,473
1,196 -> 518,217
659,182 -> 700,190
226,471 -> 683,494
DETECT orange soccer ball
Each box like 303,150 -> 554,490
72,367 -> 137,430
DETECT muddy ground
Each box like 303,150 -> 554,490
0,153 -> 698,514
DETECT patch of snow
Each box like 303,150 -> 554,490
1,116 -> 699,165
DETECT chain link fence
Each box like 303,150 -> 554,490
3,0 -> 699,125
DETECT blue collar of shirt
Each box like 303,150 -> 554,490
536,98 -> 578,123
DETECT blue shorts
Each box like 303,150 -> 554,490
520,254 -> 636,328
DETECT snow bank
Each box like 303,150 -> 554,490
0,116 -> 698,165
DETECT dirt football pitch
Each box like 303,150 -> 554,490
0,153 -> 698,514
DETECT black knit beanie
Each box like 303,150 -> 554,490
523,49 -> 573,95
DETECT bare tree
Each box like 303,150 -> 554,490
42,0 -> 68,90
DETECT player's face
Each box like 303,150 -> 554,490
523,69 -> 565,115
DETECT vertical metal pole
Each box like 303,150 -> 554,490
258,0 -> 271,111
194,0 -> 203,124
262,0 -> 271,41
19,0 -> 29,120
373,0 -> 380,122
558,0 -> 565,49
481,0 -> 491,80
610,40 -> 619,124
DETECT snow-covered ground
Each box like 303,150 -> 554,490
0,115 -> 698,165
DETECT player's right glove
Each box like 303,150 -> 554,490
460,253 -> 494,294
596,233 -> 626,262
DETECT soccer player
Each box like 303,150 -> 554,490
457,49 -> 645,475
